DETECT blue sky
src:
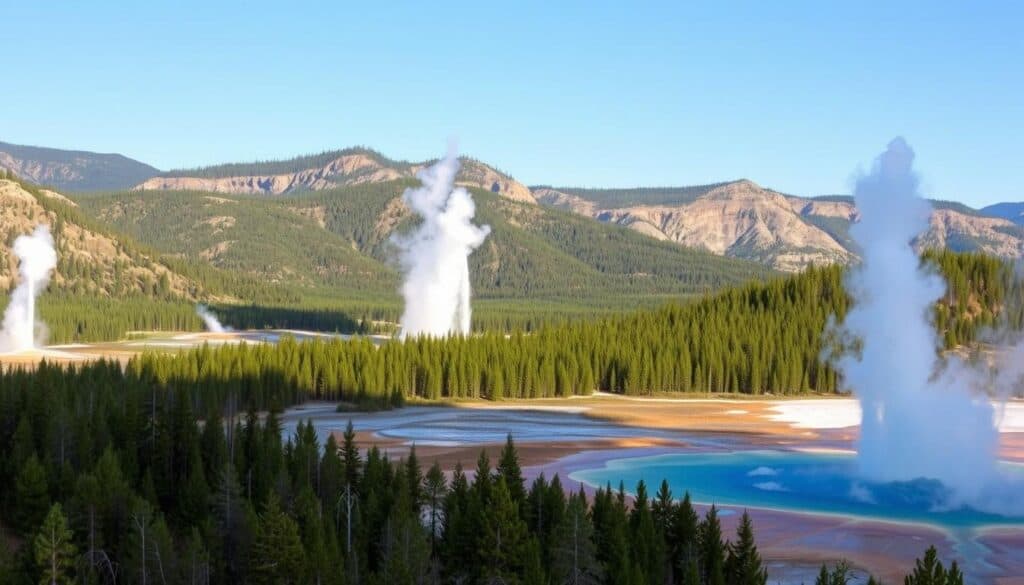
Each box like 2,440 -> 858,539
2,1 -> 1021,205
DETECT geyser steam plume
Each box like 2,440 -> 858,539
397,147 -> 491,338
838,138 -> 998,498
0,225 -> 57,353
196,304 -> 228,333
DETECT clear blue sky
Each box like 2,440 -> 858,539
2,1 -> 1021,205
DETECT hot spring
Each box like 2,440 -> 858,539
569,450 -> 1024,531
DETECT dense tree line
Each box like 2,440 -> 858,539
122,252 -> 1024,410
0,360 -> 779,584
35,298 -> 372,346
0,360 -> 972,584
133,264 -> 851,409
38,295 -> 203,343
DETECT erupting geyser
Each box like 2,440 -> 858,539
837,138 -> 999,500
0,225 -> 57,353
196,304 -> 228,333
396,147 -> 491,338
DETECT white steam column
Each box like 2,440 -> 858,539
196,304 -> 228,333
397,147 -> 491,338
0,225 -> 58,353
837,138 -> 998,499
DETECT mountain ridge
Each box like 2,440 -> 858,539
0,140 -> 535,203
5,139 -> 1023,272
535,180 -> 1024,271
73,179 -> 772,318
0,140 -> 159,192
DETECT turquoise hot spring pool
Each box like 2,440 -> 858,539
569,449 -> 1024,531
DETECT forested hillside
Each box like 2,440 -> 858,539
74,181 -> 772,328
0,171 -> 313,342
138,148 -> 537,202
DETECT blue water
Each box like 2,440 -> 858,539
570,450 -> 1024,530
281,404 -> 733,447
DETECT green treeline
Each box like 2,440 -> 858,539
35,297 -> 373,345
0,359 -> 778,584
38,294 -> 204,343
134,264 -> 845,408
125,251 -> 1023,408
0,360 -> 967,584
925,249 -> 1024,347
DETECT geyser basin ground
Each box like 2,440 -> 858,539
281,397 -> 1024,583
569,450 -> 1024,531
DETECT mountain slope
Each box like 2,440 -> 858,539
982,202 -> 1024,225
137,149 -> 536,203
537,180 -> 855,271
536,180 -> 1024,271
74,180 -> 773,313
12,139 -> 1023,273
84,189 -> 397,293
0,173 -> 199,298
0,141 -> 159,192
1,141 -> 536,204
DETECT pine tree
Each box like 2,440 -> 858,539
497,434 -> 526,507
815,560 -> 852,585
405,445 -> 423,515
478,477 -> 530,583
700,506 -> 727,585
33,503 -> 77,585
630,480 -> 665,584
726,511 -> 768,585
181,528 -> 211,585
904,546 -> 963,585
672,492 -> 700,580
441,463 -> 473,583
15,454 -> 50,535
341,420 -> 361,491
250,495 -> 306,585
214,464 -> 250,583
424,462 -> 447,557
550,493 -> 601,585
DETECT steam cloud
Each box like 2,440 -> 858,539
0,225 -> 57,353
396,147 -> 491,338
837,138 -> 1006,504
196,304 -> 228,333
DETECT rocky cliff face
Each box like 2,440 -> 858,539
134,153 -> 406,195
536,180 -> 1024,271
2,140 -> 536,204
453,159 -> 535,204
137,153 -> 536,203
917,209 -> 1024,257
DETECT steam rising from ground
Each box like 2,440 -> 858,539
0,225 -> 57,353
196,304 -> 228,333
837,138 -> 1015,508
396,148 -> 491,338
